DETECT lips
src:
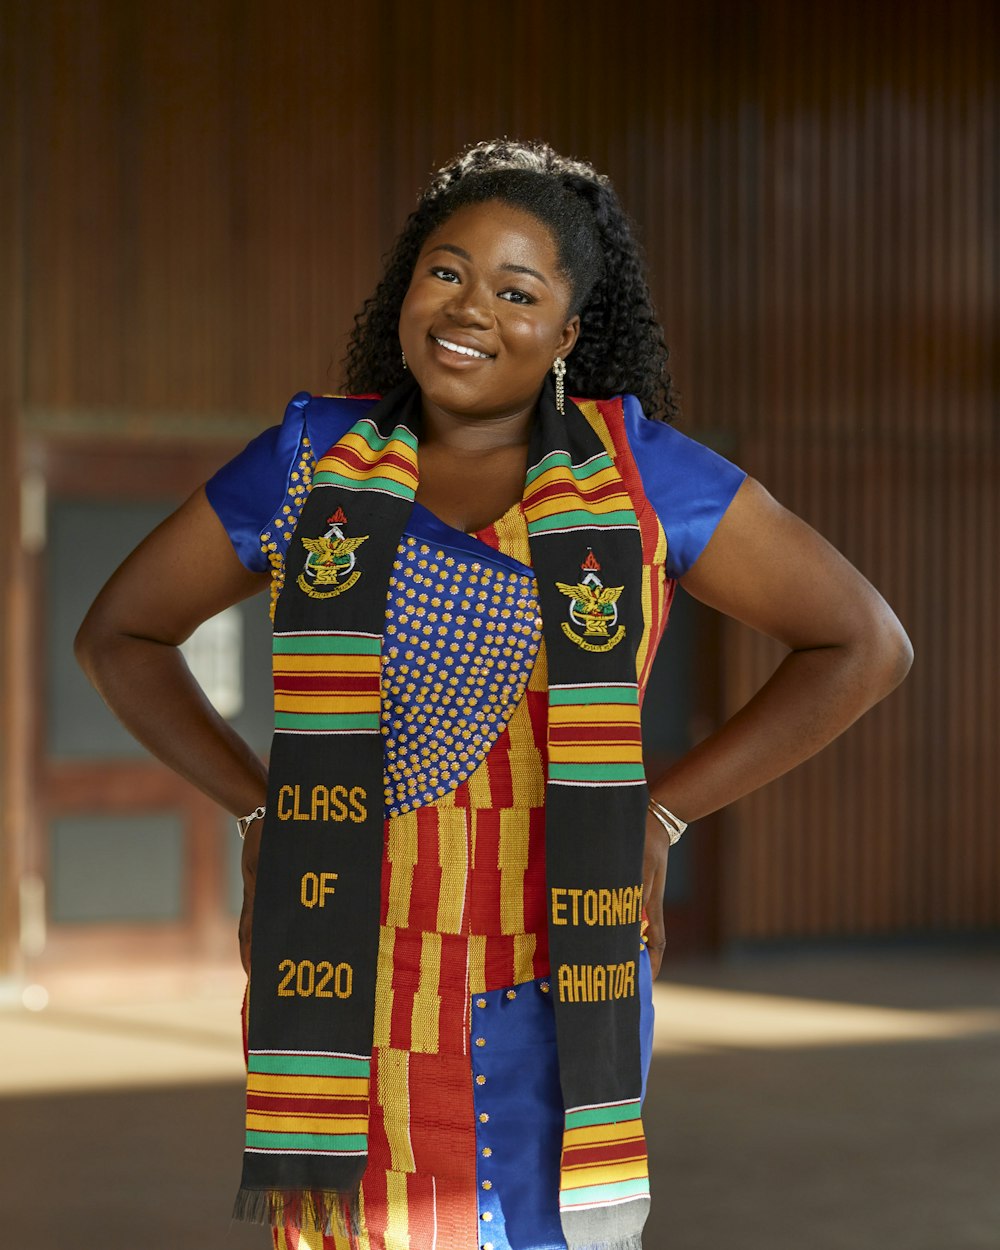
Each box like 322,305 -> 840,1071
430,334 -> 495,362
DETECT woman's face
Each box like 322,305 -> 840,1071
398,200 -> 580,422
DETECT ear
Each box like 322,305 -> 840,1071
557,314 -> 581,360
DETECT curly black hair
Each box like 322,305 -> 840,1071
342,139 -> 679,423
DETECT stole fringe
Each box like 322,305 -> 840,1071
566,1238 -> 645,1250
233,1186 -> 361,1235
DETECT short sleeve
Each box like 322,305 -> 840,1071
204,391 -> 313,572
622,394 -> 748,581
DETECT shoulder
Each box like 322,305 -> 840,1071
578,394 -> 749,581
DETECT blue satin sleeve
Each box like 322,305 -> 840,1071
622,393 -> 748,580
204,391 -> 314,573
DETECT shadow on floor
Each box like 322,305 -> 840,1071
3,1033 -> 998,1249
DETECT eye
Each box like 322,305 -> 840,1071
499,288 -> 535,305
430,266 -> 460,283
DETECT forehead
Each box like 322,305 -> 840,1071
423,201 -> 560,268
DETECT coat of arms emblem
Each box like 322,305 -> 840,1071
556,550 -> 626,652
296,507 -> 368,599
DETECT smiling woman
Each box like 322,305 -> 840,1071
75,138 -> 911,1250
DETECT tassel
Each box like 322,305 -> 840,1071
233,1186 -> 361,1234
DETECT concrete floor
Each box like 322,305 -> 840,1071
2,947 -> 998,1249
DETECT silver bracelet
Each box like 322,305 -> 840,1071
236,805 -> 266,840
647,797 -> 688,846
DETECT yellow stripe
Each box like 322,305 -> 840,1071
575,400 -> 618,459
561,1158 -> 649,1189
377,1048 -> 415,1174
528,637 -> 549,692
549,706 -> 641,726
384,1171 -> 410,1250
468,933 -> 487,996
319,430 -> 418,472
272,654 -> 381,672
385,811 -> 418,928
524,492 -> 631,521
246,1113 -> 368,1134
549,744 -> 644,764
466,754 -> 492,809
563,1121 -> 647,1146
498,808 -> 528,936
246,1074 -> 368,1096
273,692 -> 379,709
524,467 -> 623,501
373,926 -> 395,1048
635,520 -> 667,684
354,1185 -> 372,1250
491,505 -> 533,565
512,933 -> 537,984
505,697 -> 546,806
322,458 -> 418,487
410,932 -> 441,1054
436,809 -> 469,934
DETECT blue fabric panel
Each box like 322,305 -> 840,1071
472,948 -> 654,1250
621,393 -> 748,581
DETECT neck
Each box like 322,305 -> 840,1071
419,394 -> 537,455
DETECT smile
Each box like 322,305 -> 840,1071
432,336 -> 493,361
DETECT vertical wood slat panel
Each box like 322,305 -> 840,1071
13,0 -> 998,943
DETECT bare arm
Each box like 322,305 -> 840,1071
75,485 -> 271,970
643,476 -> 913,975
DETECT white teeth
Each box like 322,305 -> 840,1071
434,337 -> 491,360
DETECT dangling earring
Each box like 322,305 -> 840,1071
401,350 -> 407,371
552,356 -> 566,415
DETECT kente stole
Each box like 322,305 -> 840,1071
236,378 -> 654,1250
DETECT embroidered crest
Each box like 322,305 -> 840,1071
297,507 -> 368,599
556,550 -> 626,653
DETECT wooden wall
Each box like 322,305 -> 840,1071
4,0 -> 996,949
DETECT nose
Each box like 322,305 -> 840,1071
445,275 -> 493,329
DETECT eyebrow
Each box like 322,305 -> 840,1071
427,243 -> 551,290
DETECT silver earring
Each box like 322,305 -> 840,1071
552,356 -> 566,415
401,350 -> 407,371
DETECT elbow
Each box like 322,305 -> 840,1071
861,618 -> 914,698
74,609 -> 114,683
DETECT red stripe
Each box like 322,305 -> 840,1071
472,520 -> 500,551
526,477 -> 627,507
486,740 -> 513,807
549,725 -> 642,743
247,1095 -> 367,1115
273,674 -> 380,692
470,808 -> 501,937
562,1138 -> 647,1167
323,445 -> 416,478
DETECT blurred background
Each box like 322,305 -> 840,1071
0,1 -> 996,1247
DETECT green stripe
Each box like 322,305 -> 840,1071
525,452 -> 614,486
550,763 -> 646,782
561,1178 -> 649,1206
313,471 -> 415,499
248,1054 -> 369,1077
565,1101 -> 642,1130
275,712 -> 380,731
527,509 -> 637,533
549,686 -> 638,706
349,420 -> 418,454
273,634 -> 380,655
246,1131 -> 367,1152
